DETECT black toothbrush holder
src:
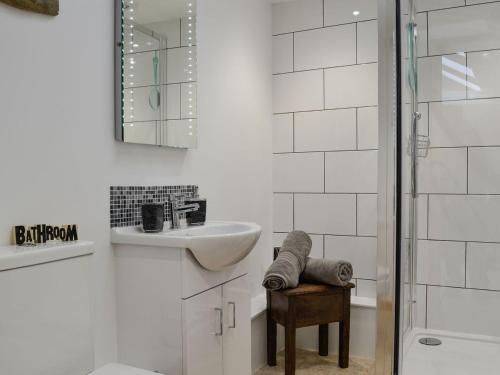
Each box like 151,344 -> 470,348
141,203 -> 165,232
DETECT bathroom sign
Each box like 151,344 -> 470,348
12,224 -> 78,246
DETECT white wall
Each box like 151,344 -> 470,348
0,0 -> 272,367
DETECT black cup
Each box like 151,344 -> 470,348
141,203 -> 164,232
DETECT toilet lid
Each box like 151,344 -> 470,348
90,363 -> 163,375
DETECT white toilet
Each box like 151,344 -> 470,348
0,241 -> 161,375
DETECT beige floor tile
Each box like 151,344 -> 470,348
255,349 -> 375,375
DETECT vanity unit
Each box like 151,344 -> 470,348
111,221 -> 261,375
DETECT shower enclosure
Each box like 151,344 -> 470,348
377,0 -> 500,374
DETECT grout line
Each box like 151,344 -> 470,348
292,113 -> 296,152
355,22 -> 358,64
417,283 -> 500,293
466,52 -> 469,100
179,83 -> 182,119
273,61 -> 377,76
419,47 -> 500,59
277,92 -> 497,113
425,285 -> 428,328
426,194 -> 430,239
274,192 -> 376,195
426,12 -> 429,57
464,242 -> 468,288
273,105 -> 378,115
323,69 -> 326,110
292,32 -> 295,72
416,1 -> 500,15
322,234 -> 325,259
272,232 -> 377,238
420,238 -> 500,245
278,190 -> 500,197
274,47 -> 500,78
355,194 -> 358,236
271,18 -> 378,37
466,147 -> 469,194
427,102 -> 430,136
292,193 -> 295,230
322,0 -> 325,27
323,152 -> 326,193
274,48 -> 500,78
274,149 -> 378,155
355,108 -> 359,150
281,145 -> 500,156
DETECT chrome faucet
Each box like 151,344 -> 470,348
169,194 -> 200,229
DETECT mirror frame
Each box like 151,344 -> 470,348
114,0 -> 197,148
114,0 -> 124,144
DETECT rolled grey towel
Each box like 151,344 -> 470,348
301,257 -> 353,287
262,231 -> 312,290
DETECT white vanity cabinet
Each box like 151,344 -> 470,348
183,275 -> 251,375
114,243 -> 251,375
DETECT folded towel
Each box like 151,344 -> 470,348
262,231 -> 312,290
301,257 -> 353,287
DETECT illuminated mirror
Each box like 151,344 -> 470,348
115,0 -> 197,148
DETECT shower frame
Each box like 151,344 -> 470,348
376,0 -> 404,374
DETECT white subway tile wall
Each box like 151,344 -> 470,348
324,63 -> 378,108
467,50 -> 500,99
272,34 -> 294,74
273,70 -> 324,113
427,286 -> 500,336
325,235 -> 377,280
272,0 -> 323,35
272,0 -> 378,296
294,25 -> 356,70
357,21 -> 378,64
272,114 -> 294,153
273,194 -> 294,233
294,109 -> 357,152
324,0 -> 377,26
412,0 -> 500,336
416,0 -> 465,12
272,0 -> 500,334
273,152 -> 324,192
325,150 -> 378,193
427,3 -> 500,55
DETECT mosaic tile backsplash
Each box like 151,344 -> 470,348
110,185 -> 199,228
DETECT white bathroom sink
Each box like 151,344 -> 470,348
111,221 -> 262,271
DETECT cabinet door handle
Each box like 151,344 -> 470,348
214,308 -> 223,336
228,302 -> 236,329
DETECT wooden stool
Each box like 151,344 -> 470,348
266,249 -> 354,375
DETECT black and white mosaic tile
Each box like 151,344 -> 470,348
110,185 -> 198,228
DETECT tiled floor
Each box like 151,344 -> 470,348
256,349 -> 375,375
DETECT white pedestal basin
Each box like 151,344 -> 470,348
111,221 -> 262,271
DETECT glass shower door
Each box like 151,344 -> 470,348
399,0 -> 421,345
395,0 -> 500,374
398,0 -> 432,372
378,0 -> 500,374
